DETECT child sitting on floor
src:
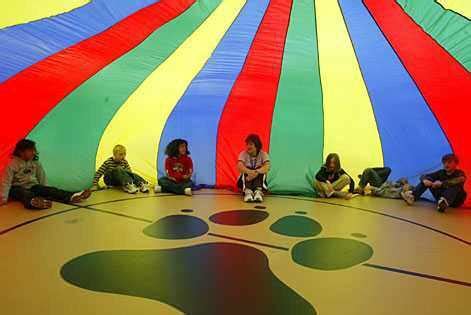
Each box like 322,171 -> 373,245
401,154 -> 467,212
355,167 -> 392,195
237,134 -> 271,203
93,144 -> 149,194
155,139 -> 193,196
314,153 -> 354,200
0,139 -> 91,209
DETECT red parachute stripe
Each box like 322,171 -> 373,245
0,0 -> 194,173
215,0 -> 293,188
364,0 -> 471,207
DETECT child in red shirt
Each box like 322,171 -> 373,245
155,139 -> 193,196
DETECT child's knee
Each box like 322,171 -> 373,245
339,174 -> 351,183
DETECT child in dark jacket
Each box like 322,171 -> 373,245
155,139 -> 193,196
314,153 -> 354,199
0,139 -> 91,209
401,154 -> 467,212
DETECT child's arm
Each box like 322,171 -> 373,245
93,161 -> 108,185
0,165 -> 14,205
237,161 -> 257,176
36,162 -> 47,186
256,161 -> 271,174
124,160 -> 132,172
443,171 -> 466,188
183,158 -> 193,180
165,158 -> 181,182
420,170 -> 440,182
315,167 -> 329,182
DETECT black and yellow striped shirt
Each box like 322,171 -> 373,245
93,157 -> 131,184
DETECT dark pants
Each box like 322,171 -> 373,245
104,168 -> 146,187
158,177 -> 193,195
413,182 -> 467,208
359,167 -> 391,188
9,185 -> 74,209
237,174 -> 267,192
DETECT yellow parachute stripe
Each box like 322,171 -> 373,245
0,0 -> 89,29
315,0 -> 383,180
97,0 -> 246,184
437,0 -> 471,19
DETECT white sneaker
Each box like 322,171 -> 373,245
401,191 -> 415,205
154,185 -> 162,193
253,190 -> 264,203
244,189 -> 254,203
123,183 -> 138,194
70,189 -> 92,203
184,187 -> 192,196
139,183 -> 150,193
437,197 -> 448,213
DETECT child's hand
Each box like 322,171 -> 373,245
247,170 -> 258,177
423,179 -> 434,187
432,180 -> 443,188
91,184 -> 103,191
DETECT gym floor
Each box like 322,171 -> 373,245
1,189 -> 470,315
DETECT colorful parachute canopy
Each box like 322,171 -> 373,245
0,0 -> 470,206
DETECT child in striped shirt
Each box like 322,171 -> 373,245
93,145 -> 149,194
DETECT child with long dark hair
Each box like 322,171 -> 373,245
237,134 -> 271,202
155,139 -> 193,196
0,139 -> 91,209
314,153 -> 354,199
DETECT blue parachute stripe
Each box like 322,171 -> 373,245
338,0 -> 451,180
157,0 -> 270,185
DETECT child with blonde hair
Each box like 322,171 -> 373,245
93,145 -> 149,194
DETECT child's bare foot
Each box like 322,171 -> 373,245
31,197 -> 52,209
70,189 -> 92,203
344,193 -> 354,200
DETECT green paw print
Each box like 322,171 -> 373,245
61,208 -> 373,315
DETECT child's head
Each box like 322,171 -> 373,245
325,153 -> 341,172
245,134 -> 262,156
113,145 -> 127,161
165,139 -> 190,158
442,154 -> 459,172
13,139 -> 38,161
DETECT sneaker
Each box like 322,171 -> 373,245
253,190 -> 264,203
139,183 -> 150,193
326,188 -> 335,198
154,185 -> 162,193
30,197 -> 52,209
244,189 -> 254,203
401,191 -> 415,205
184,187 -> 192,196
123,183 -> 138,194
70,189 -> 92,203
437,197 -> 448,213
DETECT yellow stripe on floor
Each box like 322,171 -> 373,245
315,0 -> 383,180
0,0 -> 89,29
437,0 -> 471,19
96,0 -> 246,184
